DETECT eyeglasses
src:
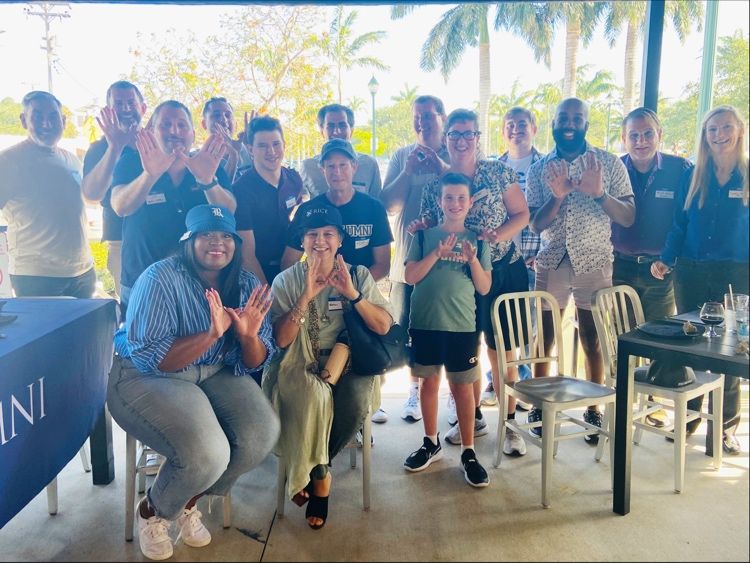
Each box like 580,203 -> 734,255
446,130 -> 481,141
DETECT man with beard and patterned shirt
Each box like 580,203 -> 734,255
525,98 -> 634,443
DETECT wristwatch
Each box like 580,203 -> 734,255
593,191 -> 607,204
196,176 -> 219,190
350,291 -> 364,305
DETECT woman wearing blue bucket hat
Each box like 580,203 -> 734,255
108,204 -> 280,561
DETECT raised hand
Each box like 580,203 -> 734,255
435,233 -> 458,259
225,284 -> 273,339
178,133 -> 227,184
301,255 -> 329,301
544,160 -> 573,200
405,144 -> 448,176
406,217 -> 433,235
135,129 -> 175,179
327,254 -> 358,300
460,239 -> 477,264
96,106 -> 137,150
574,152 -> 604,198
205,288 -> 232,340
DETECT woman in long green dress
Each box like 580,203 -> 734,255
263,204 -> 392,529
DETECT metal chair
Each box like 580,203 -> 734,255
491,290 -> 616,508
591,285 -> 724,493
124,433 -> 232,541
276,403 -> 372,517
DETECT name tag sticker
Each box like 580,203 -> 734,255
328,299 -> 343,311
354,238 -> 370,249
729,190 -> 744,199
473,188 -> 489,201
654,190 -> 674,199
146,193 -> 167,205
285,196 -> 297,209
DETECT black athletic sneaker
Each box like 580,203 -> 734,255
404,436 -> 443,472
527,407 -> 543,438
583,409 -> 603,445
461,448 -> 489,488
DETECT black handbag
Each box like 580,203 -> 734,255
342,267 -> 410,376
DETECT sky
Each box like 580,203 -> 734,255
0,1 -> 748,126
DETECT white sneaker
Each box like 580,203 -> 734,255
446,393 -> 458,426
354,429 -> 374,447
503,428 -> 527,456
480,382 -> 498,406
445,416 -> 489,445
371,408 -> 388,424
137,510 -> 173,561
401,387 -> 423,421
177,505 -> 212,548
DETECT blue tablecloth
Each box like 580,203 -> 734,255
0,298 -> 117,529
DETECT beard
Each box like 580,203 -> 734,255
552,128 -> 587,153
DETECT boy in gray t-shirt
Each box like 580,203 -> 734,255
402,173 -> 493,488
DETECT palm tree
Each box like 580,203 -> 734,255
391,3 -> 493,154
497,1 -> 602,99
321,5 -> 389,104
391,83 -> 418,105
603,1 -> 703,114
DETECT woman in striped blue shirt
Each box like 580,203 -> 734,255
108,204 -> 280,561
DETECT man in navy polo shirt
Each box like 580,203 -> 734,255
111,100 -> 235,309
612,107 -> 693,428
82,80 -> 147,298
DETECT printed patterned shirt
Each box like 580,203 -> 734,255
420,159 -> 522,264
526,143 -> 633,275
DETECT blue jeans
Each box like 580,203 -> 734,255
107,358 -> 279,520
10,267 -> 96,298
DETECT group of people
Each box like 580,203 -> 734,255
0,81 -> 747,560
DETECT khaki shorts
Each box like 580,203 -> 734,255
535,255 -> 612,311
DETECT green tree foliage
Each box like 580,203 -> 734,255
128,6 -> 333,160
321,6 -> 389,104
0,97 -> 26,135
661,31 -> 749,158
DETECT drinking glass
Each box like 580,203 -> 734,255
737,304 -> 749,344
724,293 -> 750,333
699,301 -> 725,338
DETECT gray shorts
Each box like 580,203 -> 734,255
535,255 -> 612,311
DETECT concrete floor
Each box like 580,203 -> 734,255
1,379 -> 748,562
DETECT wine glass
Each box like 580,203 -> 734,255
699,301 -> 725,338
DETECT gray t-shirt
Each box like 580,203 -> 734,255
407,227 -> 491,332
300,151 -> 382,199
384,143 -> 450,283
0,139 -> 93,277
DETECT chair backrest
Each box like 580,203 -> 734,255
591,285 -> 646,384
490,290 -> 564,384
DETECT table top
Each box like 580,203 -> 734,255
618,314 -> 749,378
0,298 -> 117,357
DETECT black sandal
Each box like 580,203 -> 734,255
292,481 -> 313,507
305,494 -> 329,530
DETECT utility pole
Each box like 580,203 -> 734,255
24,2 -> 70,94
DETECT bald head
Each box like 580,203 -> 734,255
552,97 -> 589,155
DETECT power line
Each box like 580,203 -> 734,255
24,2 -> 71,94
